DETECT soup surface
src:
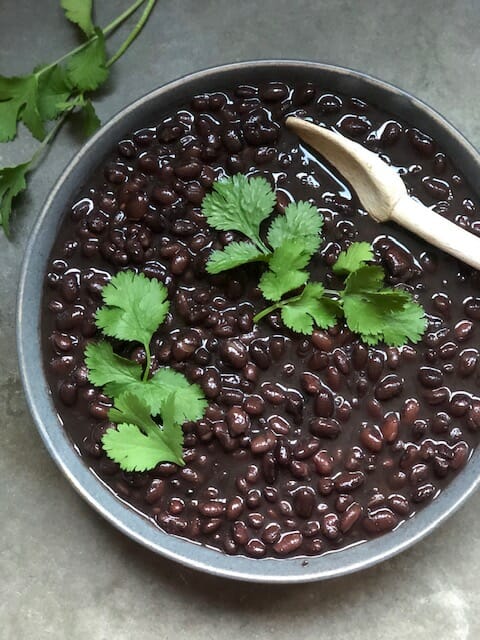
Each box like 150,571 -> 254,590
42,81 -> 480,558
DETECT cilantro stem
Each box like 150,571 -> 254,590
28,109 -> 73,172
323,288 -> 341,298
35,0 -> 148,79
253,292 -> 304,324
107,0 -> 157,67
143,344 -> 152,382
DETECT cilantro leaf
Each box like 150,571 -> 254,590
0,162 -> 30,236
102,422 -> 183,472
381,302 -> 428,346
206,241 -> 267,274
343,265 -> 385,294
267,201 -> 323,257
341,264 -> 424,344
95,271 -> 169,349
106,392 -> 184,470
333,242 -> 374,274
259,239 -> 311,301
281,283 -> 340,334
202,175 -> 275,253
145,368 -> 208,423
79,98 -> 101,136
61,0 -> 95,37
109,391 -> 162,436
37,65 -> 72,121
0,74 -> 45,141
84,341 -> 142,397
66,28 -> 109,92
158,393 -> 185,459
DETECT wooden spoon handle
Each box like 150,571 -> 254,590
391,194 -> 480,270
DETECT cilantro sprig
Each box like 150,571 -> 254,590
0,0 -> 157,236
85,272 -> 207,472
202,176 -> 426,346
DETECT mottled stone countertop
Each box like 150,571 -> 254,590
1,1 -> 479,638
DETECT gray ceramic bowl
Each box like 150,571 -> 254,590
17,60 -> 480,583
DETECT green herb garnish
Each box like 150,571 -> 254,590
202,175 -> 426,346
85,272 -> 207,472
0,0 -> 157,236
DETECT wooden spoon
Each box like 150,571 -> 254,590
286,116 -> 480,271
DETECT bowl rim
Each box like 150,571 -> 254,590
17,59 -> 480,583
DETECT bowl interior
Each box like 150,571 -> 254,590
17,60 -> 480,583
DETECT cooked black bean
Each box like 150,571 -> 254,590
226,406 -> 250,436
250,429 -> 276,455
314,389 -> 335,417
407,128 -> 435,156
220,339 -> 248,369
249,339 -> 271,369
317,93 -> 342,113
363,508 -> 399,533
375,374 -> 403,400
310,417 -> 341,439
360,424 -> 384,453
273,531 -> 303,555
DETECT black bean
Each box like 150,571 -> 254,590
262,382 -> 285,405
363,508 -> 399,534
311,330 -> 333,351
340,503 -> 362,533
226,406 -> 250,436
317,93 -> 342,113
338,114 -> 371,137
250,429 -> 276,455
449,392 -> 471,417
381,413 -> 399,443
455,320 -> 473,342
360,424 -> 384,453
292,83 -> 315,106
375,374 -> 403,400
334,471 -> 364,493
243,395 -> 265,416
201,369 -> 221,399
310,417 -> 341,439
274,438 -> 292,466
366,353 -> 384,381
411,483 -> 436,503
383,243 -> 412,276
220,339 -> 248,369
249,339 -> 271,369
314,389 -> 335,417
268,415 -> 291,436
294,439 -> 320,460
451,442 -> 469,469
273,531 -> 303,555
422,177 -> 451,200
245,538 -> 266,558
352,343 -> 368,369
301,372 -> 321,395
262,522 -> 281,544
321,513 -> 340,540
261,451 -> 278,484
293,488 -> 316,518
379,120 -> 402,146
198,501 -> 225,517
224,497 -> 243,521
152,186 -> 177,206
260,82 -> 288,102
418,366 -> 444,388
407,128 -> 435,156
312,450 -> 334,475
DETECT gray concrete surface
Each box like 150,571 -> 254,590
1,1 -> 479,638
